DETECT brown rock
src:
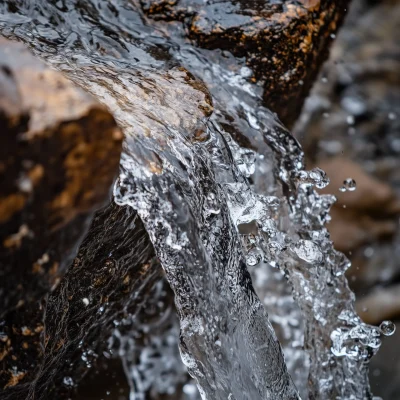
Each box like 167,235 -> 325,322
141,0 -> 350,126
0,39 -> 123,315
0,202 -> 157,398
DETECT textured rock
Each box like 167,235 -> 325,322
0,202 -> 157,399
0,38 -> 134,397
141,0 -> 350,126
0,38 -> 123,316
0,0 -> 356,398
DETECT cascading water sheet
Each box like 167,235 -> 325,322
0,1 -> 392,399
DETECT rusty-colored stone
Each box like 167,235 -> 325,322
0,202 -> 157,399
0,38 -> 123,315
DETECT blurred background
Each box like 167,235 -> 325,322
294,0 -> 400,398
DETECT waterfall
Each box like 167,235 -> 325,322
0,1 -> 388,399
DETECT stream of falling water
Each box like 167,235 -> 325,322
0,1 -> 391,399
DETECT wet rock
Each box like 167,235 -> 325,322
0,1 -> 368,398
0,39 -> 123,316
141,0 -> 350,127
357,284 -> 400,325
0,202 -> 157,398
0,28 -> 214,397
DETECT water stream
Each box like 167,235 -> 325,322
0,1 -> 389,399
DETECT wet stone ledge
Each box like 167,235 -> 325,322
141,0 -> 350,127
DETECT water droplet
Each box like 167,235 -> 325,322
309,168 -> 330,189
183,383 -> 198,396
205,192 -> 220,215
348,127 -> 356,135
343,178 -> 356,191
379,320 -> 396,336
293,240 -> 323,264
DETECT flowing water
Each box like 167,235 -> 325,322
0,1 -> 390,399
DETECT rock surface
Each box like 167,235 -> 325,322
141,0 -> 350,127
0,202 -> 157,399
0,0 -> 355,398
0,39 -> 133,396
0,38 -> 123,316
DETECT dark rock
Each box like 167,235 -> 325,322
0,38 -> 123,316
141,0 -> 350,126
0,202 -> 158,398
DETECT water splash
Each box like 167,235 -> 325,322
0,1 -> 388,399
109,281 -> 194,400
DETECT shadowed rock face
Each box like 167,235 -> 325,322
0,39 -> 129,395
140,0 -> 350,126
0,202 -> 157,399
0,39 -> 123,316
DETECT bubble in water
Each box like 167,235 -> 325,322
379,320 -> 396,336
309,168 -> 330,189
246,253 -> 261,267
63,376 -> 74,387
183,382 -> 200,397
205,192 -> 221,215
297,168 -> 329,189
293,240 -> 323,264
